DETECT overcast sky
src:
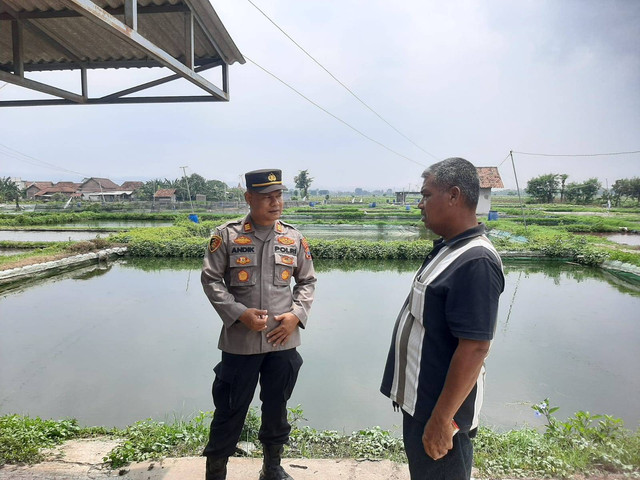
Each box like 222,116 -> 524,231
1,0 -> 639,191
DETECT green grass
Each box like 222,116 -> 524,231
2,401 -> 638,477
0,238 -> 116,269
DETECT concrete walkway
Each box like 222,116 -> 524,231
0,438 -> 411,480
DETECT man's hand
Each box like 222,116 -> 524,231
422,415 -> 456,460
238,308 -> 268,331
267,312 -> 300,346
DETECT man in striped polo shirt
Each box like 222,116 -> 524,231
381,157 -> 505,480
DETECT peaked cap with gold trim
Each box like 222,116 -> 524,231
245,169 -> 287,193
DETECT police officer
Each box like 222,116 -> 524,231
201,169 -> 316,480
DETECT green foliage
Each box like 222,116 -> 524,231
531,234 -> 609,266
526,173 -> 560,203
564,178 -> 602,205
308,239 -> 431,260
0,177 -> 23,207
474,399 -> 640,478
611,177 -> 640,206
0,415 -> 82,465
104,413 -> 211,468
0,211 -> 180,227
3,400 -> 639,477
294,170 -> 313,199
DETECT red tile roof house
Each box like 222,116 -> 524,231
154,189 -> 177,204
25,182 -> 53,199
476,167 -> 504,215
33,185 -> 81,201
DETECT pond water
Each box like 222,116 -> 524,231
0,258 -> 638,435
606,233 -> 640,247
59,221 -> 174,229
296,224 -> 430,241
0,230 -> 109,242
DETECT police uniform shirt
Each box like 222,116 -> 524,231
201,215 -> 316,355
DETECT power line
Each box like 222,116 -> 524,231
512,150 -> 640,157
245,56 -> 427,168
245,0 -> 439,161
0,143 -> 92,178
497,152 -> 512,167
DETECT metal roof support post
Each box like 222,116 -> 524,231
11,19 -> 24,76
124,0 -> 137,30
81,67 -> 88,100
184,10 -> 194,70
222,62 -> 228,94
60,0 -> 228,101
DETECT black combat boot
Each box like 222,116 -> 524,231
258,444 -> 293,480
205,456 -> 228,480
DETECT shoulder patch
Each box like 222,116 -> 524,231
209,235 -> 223,253
301,238 -> 312,259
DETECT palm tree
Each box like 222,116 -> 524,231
0,177 -> 22,209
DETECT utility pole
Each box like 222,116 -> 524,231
510,150 -> 527,231
180,166 -> 195,213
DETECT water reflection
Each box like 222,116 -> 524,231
0,258 -> 638,434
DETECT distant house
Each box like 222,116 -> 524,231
34,184 -> 80,201
120,181 -> 144,191
476,167 -> 504,215
78,177 -> 120,194
154,188 -> 177,204
25,181 -> 53,199
84,191 -> 135,202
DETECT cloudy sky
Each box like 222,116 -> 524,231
1,0 -> 639,191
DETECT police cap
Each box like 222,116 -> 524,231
245,169 -> 287,193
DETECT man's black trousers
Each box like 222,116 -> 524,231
203,349 -> 303,459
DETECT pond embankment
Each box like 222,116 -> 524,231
0,247 -> 127,288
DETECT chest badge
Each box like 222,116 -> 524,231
281,256 -> 294,265
236,256 -> 251,265
277,236 -> 295,246
281,270 -> 291,281
234,236 -> 253,245
237,270 -> 250,282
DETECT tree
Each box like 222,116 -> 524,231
186,173 -> 207,199
294,170 -> 313,199
204,179 -> 228,201
0,177 -> 22,209
564,178 -> 602,205
525,174 -> 559,203
557,174 -> 569,203
581,178 -> 601,204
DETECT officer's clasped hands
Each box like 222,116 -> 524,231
238,308 -> 268,331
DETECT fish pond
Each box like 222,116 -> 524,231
0,258 -> 638,435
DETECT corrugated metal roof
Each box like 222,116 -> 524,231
0,0 -> 244,71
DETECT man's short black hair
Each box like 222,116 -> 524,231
422,157 -> 479,209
